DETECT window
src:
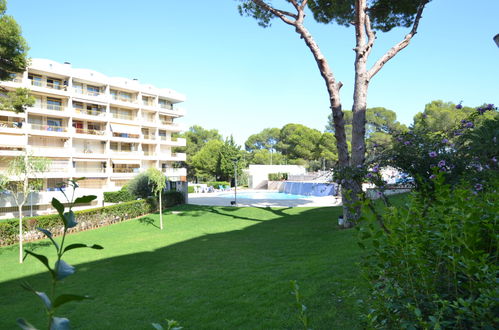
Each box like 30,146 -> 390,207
73,121 -> 84,133
119,91 -> 132,102
73,83 -> 83,94
158,99 -> 170,109
73,101 -> 83,110
28,73 -> 42,86
87,85 -> 100,96
110,89 -> 118,100
46,77 -> 62,90
87,123 -> 101,131
46,98 -> 62,111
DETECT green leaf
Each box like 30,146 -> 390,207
50,317 -> 70,330
36,227 -> 59,250
24,250 -> 54,277
151,323 -> 164,330
16,318 -> 38,330
63,243 -> 103,254
74,195 -> 97,204
51,198 -> 65,216
20,282 -> 52,309
53,294 -> 92,308
55,260 -> 75,280
63,211 -> 77,228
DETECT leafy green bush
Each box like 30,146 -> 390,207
0,199 -> 156,246
206,181 -> 229,188
127,173 -> 154,199
268,172 -> 288,181
360,177 -> 499,328
187,185 -> 194,193
103,188 -> 135,203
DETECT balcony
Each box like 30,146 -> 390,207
142,134 -> 156,140
74,128 -> 106,136
113,167 -> 140,174
28,103 -> 67,115
162,168 -> 187,177
74,108 -> 107,118
112,133 -> 140,140
158,137 -> 186,147
110,113 -> 135,121
29,79 -> 67,91
29,123 -> 68,133
28,146 -> 68,156
74,89 -> 102,97
0,120 -> 24,130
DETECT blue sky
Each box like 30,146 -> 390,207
8,0 -> 499,145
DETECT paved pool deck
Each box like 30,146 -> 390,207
187,190 -> 343,208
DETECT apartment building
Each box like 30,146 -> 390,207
0,58 -> 187,216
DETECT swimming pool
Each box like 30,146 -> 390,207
217,191 -> 312,200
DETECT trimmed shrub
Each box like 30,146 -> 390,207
206,181 -> 230,188
0,199 -> 156,246
268,172 -> 288,181
103,188 -> 135,203
187,185 -> 195,193
127,173 -> 153,199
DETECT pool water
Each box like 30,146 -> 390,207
217,191 -> 313,200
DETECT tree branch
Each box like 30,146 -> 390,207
252,0 -> 297,25
362,8 -> 376,60
367,0 -> 429,80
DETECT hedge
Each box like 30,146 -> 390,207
268,172 -> 288,181
206,181 -> 230,188
103,189 -> 136,203
188,185 -> 195,193
1,198 -> 156,246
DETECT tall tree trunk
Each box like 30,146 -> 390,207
18,205 -> 23,263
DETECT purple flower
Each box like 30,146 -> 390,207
429,151 -> 437,158
367,173 -> 373,178
430,174 -> 436,180
455,103 -> 463,109
438,160 -> 446,167
377,191 -> 383,197
464,121 -> 474,128
422,113 -> 428,118
404,141 -> 411,146
487,103 -> 494,110
461,119 -> 467,124
442,138 -> 449,144
492,156 -> 497,163
475,183 -> 483,191
454,130 -> 463,136
477,107 -> 486,115
372,165 -> 380,173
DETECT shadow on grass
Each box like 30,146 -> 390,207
0,205 -> 365,329
138,216 -> 160,229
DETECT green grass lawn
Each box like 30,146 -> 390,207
0,204 -> 369,329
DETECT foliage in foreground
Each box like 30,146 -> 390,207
18,180 -> 103,329
360,177 -> 498,328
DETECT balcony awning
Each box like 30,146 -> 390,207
110,123 -> 141,135
0,135 -> 26,147
72,97 -> 107,106
73,158 -> 107,163
111,159 -> 141,165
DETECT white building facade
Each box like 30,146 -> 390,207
0,59 -> 187,217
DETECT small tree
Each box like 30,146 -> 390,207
0,152 -> 50,263
147,168 -> 167,230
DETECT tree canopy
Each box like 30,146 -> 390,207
0,0 -> 29,81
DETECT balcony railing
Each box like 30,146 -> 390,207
159,103 -> 173,110
31,102 -> 65,112
74,89 -> 101,97
142,134 -> 156,140
113,167 -> 140,173
29,124 -> 68,132
29,79 -> 67,91
112,133 -> 140,139
143,151 -> 155,156
74,128 -> 106,136
111,96 -> 135,103
110,113 -> 135,121
0,120 -> 23,129
75,168 -> 106,174
74,108 -> 106,117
